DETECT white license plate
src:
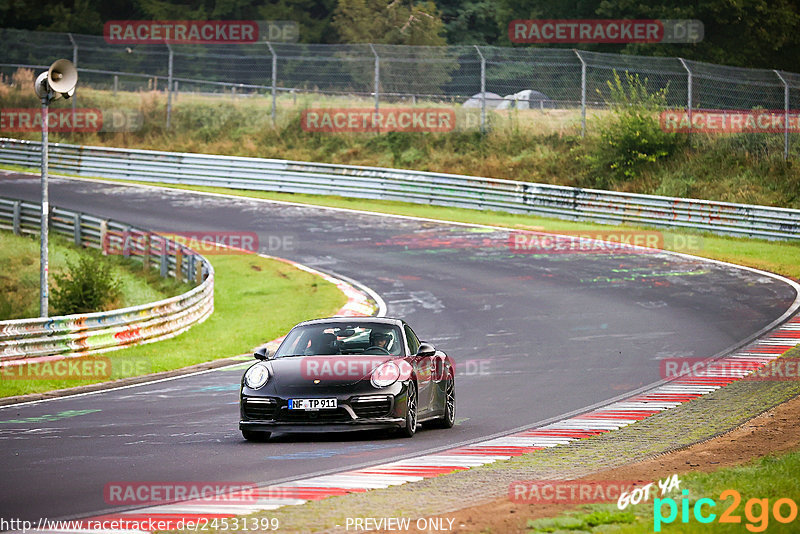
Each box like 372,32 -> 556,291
288,398 -> 337,411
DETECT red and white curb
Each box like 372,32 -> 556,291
35,313 -> 800,533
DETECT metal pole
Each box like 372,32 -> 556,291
574,50 -> 586,137
679,58 -> 692,133
774,70 -> 790,161
40,96 -> 49,317
369,44 -> 379,115
267,42 -> 277,125
474,45 -> 486,133
68,33 -> 78,135
166,42 -> 173,128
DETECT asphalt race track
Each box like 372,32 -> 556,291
1,173 -> 796,522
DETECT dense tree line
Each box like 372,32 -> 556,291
2,0 -> 799,71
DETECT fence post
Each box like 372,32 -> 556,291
113,75 -> 118,95
474,45 -> 486,134
68,33 -> 78,136
267,42 -> 277,126
679,58 -> 692,133
175,248 -> 183,280
166,42 -> 173,128
369,44 -> 379,115
774,70 -> 790,161
12,201 -> 21,235
574,49 -> 586,137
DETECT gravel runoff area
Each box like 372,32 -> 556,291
213,360 -> 800,534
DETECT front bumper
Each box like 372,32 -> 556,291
240,384 -> 410,433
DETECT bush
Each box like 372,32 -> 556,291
51,254 -> 122,315
584,71 -> 684,187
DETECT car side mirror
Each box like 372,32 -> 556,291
417,342 -> 435,357
254,347 -> 270,360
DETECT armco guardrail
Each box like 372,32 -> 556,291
0,196 -> 214,362
1,137 -> 799,240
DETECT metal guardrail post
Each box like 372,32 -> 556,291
267,42 -> 277,126
12,201 -> 21,235
143,232 -> 150,271
774,70 -> 790,161
160,239 -> 168,278
369,44 -> 379,116
73,212 -> 81,246
166,42 -> 173,129
123,225 -> 131,257
475,45 -> 486,134
195,257 -> 203,284
679,58 -> 693,133
574,49 -> 587,138
189,254 -> 196,284
99,220 -> 108,255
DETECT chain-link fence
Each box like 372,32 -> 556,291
2,27 -> 799,157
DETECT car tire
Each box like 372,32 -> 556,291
429,373 -> 455,429
398,382 -> 418,438
241,429 -> 271,442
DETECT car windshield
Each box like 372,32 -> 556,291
274,322 -> 403,357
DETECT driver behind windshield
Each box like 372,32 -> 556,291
367,330 -> 393,352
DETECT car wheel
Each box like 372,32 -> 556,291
241,429 -> 271,442
430,373 -> 455,429
398,382 -> 417,438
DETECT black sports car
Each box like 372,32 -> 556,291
239,317 -> 455,441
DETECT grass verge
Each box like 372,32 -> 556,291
0,230 -> 191,320
524,449 -> 800,533
0,252 -> 346,398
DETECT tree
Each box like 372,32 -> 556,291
436,0 -> 503,45
332,0 -> 452,95
333,0 -> 446,45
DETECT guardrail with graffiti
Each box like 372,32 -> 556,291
0,196 -> 214,364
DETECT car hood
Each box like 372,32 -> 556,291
269,355 -> 395,390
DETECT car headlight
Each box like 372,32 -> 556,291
371,361 -> 400,388
244,363 -> 270,389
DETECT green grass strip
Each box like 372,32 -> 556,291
526,449 -> 800,533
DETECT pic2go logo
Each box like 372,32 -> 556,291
654,489 -> 799,532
